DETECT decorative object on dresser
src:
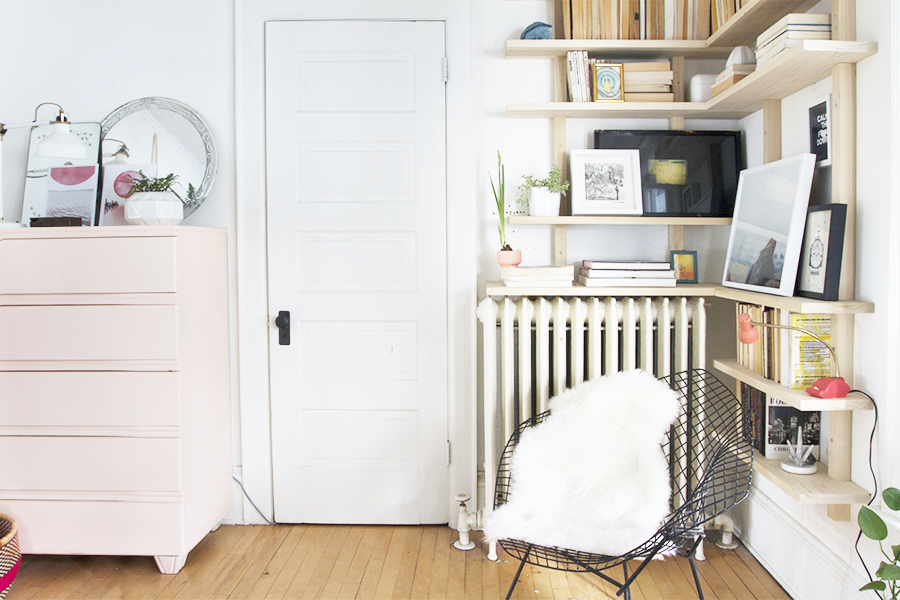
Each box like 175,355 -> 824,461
593,129 -> 742,217
0,226 -> 231,575
569,149 -> 642,216
491,151 -> 521,266
123,171 -> 195,226
796,204 -> 846,300
100,98 -> 218,218
670,250 -> 698,284
737,312 -> 850,398
722,153 -> 816,297
517,165 -> 569,217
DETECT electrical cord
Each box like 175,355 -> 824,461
850,389 -> 879,586
233,476 -> 275,525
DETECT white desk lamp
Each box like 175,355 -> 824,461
1,103 -> 88,225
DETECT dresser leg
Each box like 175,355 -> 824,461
154,554 -> 188,574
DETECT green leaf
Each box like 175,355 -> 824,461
884,487 -> 900,511
859,506 -> 889,540
860,580 -> 887,592
875,562 -> 900,580
892,545 -> 900,562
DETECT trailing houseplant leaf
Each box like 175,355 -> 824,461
859,487 -> 900,599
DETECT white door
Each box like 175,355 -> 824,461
266,20 -> 448,524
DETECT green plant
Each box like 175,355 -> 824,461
126,171 -> 199,206
490,151 -> 511,251
859,487 -> 900,599
517,164 -> 570,203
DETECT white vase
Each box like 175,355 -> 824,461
124,192 -> 184,226
528,187 -> 561,217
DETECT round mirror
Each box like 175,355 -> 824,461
100,97 -> 217,218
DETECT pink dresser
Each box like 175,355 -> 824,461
0,226 -> 231,574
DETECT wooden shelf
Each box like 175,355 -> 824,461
752,450 -> 871,505
706,0 -> 819,48
509,215 -> 732,226
485,281 -> 718,297
712,359 -> 873,411
506,41 -> 876,120
505,39 -> 729,60
714,286 -> 875,314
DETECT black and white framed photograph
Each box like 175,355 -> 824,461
722,153 -> 816,297
808,94 -> 831,167
796,203 -> 846,300
570,149 -> 642,215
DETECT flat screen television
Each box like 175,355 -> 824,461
593,129 -> 743,217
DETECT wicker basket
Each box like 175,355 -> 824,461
0,514 -> 20,599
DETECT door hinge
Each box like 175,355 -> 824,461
446,441 -> 451,466
442,57 -> 449,83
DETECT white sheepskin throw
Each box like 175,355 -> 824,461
484,369 -> 681,556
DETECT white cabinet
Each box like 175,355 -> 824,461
0,226 -> 231,574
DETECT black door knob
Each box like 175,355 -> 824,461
275,311 -> 290,345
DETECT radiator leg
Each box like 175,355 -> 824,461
453,494 -> 476,551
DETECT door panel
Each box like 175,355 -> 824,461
266,20 -> 448,524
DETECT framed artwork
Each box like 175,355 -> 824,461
670,250 -> 698,284
44,165 -> 100,226
796,203 -> 846,300
99,163 -> 157,226
570,149 -> 643,215
808,94 -> 831,167
593,63 -> 624,102
722,153 -> 816,297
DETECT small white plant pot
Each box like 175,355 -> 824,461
528,187 -> 561,217
124,192 -> 184,226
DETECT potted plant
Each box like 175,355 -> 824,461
124,171 -> 198,226
517,164 -> 570,217
858,486 -> 900,598
491,151 -> 521,267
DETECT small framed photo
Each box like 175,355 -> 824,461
593,63 -> 624,102
671,250 -> 698,284
570,149 -> 643,215
796,203 -> 846,300
722,153 -> 816,297
808,94 -> 831,167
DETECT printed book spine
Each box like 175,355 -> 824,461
755,12 -> 831,49
582,260 -> 671,270
624,92 -> 675,102
577,275 -> 677,287
789,313 -> 832,390
763,396 -> 821,462
579,267 -> 675,278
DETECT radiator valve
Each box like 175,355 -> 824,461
453,493 -> 478,550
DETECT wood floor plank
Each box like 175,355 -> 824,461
6,525 -> 791,600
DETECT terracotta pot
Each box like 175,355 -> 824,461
497,249 -> 522,267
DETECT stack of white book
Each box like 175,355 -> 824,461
623,61 -> 674,103
502,265 -> 576,288
755,13 -> 831,67
576,260 -> 676,287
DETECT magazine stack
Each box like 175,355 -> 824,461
576,260 -> 676,287
501,265 -> 575,288
755,13 -> 832,67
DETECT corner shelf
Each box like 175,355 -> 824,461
484,281 -> 719,298
508,215 -> 732,226
712,359 -> 873,411
752,451 -> 871,505
714,286 -> 875,314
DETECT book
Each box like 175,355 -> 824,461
757,28 -> 831,53
763,396 -> 820,462
577,274 -> 677,287
579,267 -> 675,278
624,92 -> 675,102
625,84 -> 673,93
582,260 -> 671,270
504,279 -> 575,288
501,265 -> 575,277
740,382 -> 766,453
622,70 -> 674,82
788,314 -> 832,390
755,38 -> 803,67
755,12 -> 831,49
715,63 -> 756,83
623,60 -> 672,72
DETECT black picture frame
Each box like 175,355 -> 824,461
796,204 -> 847,300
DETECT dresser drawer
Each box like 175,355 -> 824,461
0,372 -> 181,431
0,305 -> 178,364
0,437 -> 183,492
0,236 -> 177,294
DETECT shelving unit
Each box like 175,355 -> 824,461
499,0 -> 874,520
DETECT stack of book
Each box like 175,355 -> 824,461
561,0 -> 713,41
624,61 -> 674,102
501,265 -> 576,288
576,260 -> 677,287
566,50 -> 594,102
755,13 -> 832,67
710,63 -> 755,97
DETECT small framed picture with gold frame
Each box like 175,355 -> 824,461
593,63 -> 624,102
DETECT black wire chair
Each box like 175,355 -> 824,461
494,369 -> 753,600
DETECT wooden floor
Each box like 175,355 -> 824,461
7,525 -> 790,600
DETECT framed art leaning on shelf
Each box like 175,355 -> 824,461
570,149 -> 643,216
796,203 -> 846,300
722,153 -> 816,297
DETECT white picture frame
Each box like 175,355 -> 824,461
808,94 -> 831,167
570,149 -> 643,215
722,153 -> 816,297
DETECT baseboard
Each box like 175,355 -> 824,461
221,466 -> 245,525
735,488 -> 870,600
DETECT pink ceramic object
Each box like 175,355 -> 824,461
497,249 -> 522,267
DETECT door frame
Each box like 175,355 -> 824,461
234,1 -> 475,524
